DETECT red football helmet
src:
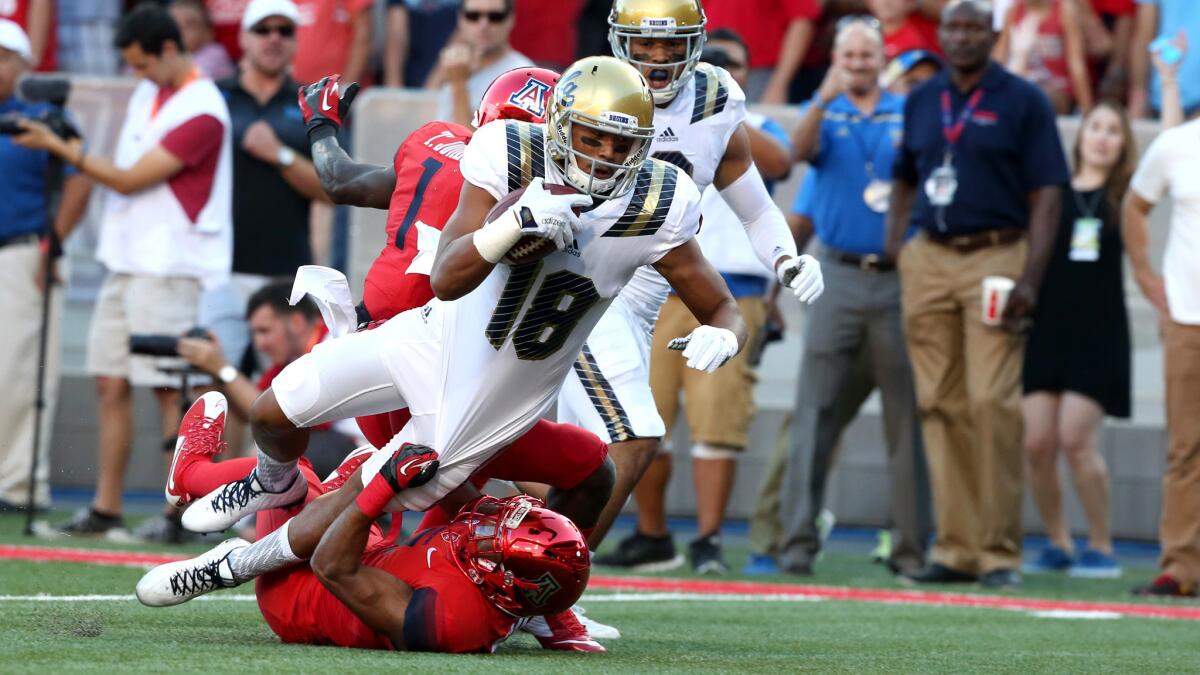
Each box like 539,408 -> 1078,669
446,495 -> 589,617
472,67 -> 561,128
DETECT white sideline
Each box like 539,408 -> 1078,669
0,592 -> 819,604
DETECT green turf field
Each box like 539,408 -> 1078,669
1,512 -> 1196,674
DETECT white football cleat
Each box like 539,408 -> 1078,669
572,605 -> 620,640
135,538 -> 248,607
182,469 -> 307,533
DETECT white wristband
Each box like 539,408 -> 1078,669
472,208 -> 522,264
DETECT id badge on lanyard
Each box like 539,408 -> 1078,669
924,89 -> 984,208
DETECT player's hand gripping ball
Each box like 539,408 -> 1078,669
484,179 -> 590,265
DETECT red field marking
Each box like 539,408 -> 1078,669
4,544 -> 1198,620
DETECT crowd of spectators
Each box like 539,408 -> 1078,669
0,0 -> 1193,599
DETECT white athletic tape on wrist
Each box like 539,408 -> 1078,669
472,208 -> 523,263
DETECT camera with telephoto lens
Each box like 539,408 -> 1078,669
129,327 -> 210,357
0,76 -> 79,140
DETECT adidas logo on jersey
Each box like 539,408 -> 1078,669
656,127 -> 678,142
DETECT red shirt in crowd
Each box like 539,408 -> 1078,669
704,0 -> 821,69
1,0 -> 56,71
204,0 -> 251,62
510,0 -> 583,69
292,0 -> 375,85
883,14 -> 941,60
1090,0 -> 1135,15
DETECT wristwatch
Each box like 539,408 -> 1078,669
217,364 -> 238,385
277,146 -> 296,168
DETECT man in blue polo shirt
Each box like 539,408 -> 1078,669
773,18 -> 930,578
885,0 -> 1069,589
0,19 -> 91,511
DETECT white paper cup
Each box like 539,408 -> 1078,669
982,276 -> 1015,326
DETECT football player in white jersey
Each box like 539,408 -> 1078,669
556,0 -> 826,562
173,56 -> 747,579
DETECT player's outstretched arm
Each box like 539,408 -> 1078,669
654,238 -> 748,372
299,75 -> 395,209
310,135 -> 396,209
311,443 -> 438,649
310,505 -> 414,649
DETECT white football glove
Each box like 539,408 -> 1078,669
473,178 -> 591,263
668,325 -> 739,373
777,254 -> 824,303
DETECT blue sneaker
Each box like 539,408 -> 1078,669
1068,549 -> 1121,579
742,554 -> 780,576
1022,546 -> 1073,573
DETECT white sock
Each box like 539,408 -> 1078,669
226,519 -> 302,583
256,449 -> 299,492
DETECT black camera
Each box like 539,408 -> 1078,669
129,327 -> 210,357
0,76 -> 79,140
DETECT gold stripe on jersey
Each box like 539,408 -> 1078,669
573,344 -> 633,442
504,121 -> 546,193
691,64 -> 729,123
601,160 -> 677,238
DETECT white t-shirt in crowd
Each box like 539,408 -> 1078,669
436,50 -> 533,121
1130,117 -> 1200,325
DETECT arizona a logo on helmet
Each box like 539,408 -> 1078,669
507,77 -> 552,120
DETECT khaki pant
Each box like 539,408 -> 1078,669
1161,320 -> 1200,585
0,242 -> 61,507
897,233 -> 1027,574
650,294 -> 766,449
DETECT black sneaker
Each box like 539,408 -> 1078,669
979,568 -> 1022,589
900,562 -> 978,585
593,531 -> 685,572
689,533 -> 729,575
55,507 -> 132,540
132,513 -> 208,544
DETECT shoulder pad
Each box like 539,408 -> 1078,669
502,120 -> 547,192
602,159 -> 681,238
690,63 -> 741,124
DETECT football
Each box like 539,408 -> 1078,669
485,182 -> 584,266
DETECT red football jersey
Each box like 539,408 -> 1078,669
255,528 -> 516,653
362,121 -> 474,322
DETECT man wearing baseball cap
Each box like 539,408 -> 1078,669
0,19 -> 91,512
202,0 -> 328,417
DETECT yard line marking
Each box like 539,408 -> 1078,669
1030,610 -> 1122,620
4,544 -> 1199,621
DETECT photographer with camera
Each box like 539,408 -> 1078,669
176,281 -> 357,478
14,4 -> 233,537
0,19 -> 91,513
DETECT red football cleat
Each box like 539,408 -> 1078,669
524,609 -> 606,652
166,392 -> 229,508
320,445 -> 378,493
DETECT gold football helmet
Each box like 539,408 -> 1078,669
608,0 -> 706,105
545,56 -> 655,199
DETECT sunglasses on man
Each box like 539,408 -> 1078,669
462,9 -> 509,23
251,24 -> 296,38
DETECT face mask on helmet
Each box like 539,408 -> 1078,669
448,495 -> 590,617
547,108 -> 651,199
609,12 -> 706,105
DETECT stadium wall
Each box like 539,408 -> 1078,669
46,83 -> 1173,540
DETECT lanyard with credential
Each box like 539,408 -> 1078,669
940,88 -> 984,165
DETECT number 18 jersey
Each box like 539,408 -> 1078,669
431,119 -> 701,472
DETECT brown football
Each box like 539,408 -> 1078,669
485,182 -> 584,266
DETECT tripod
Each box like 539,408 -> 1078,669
22,153 -> 65,536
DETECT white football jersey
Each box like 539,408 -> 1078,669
619,63 -> 748,322
443,119 -> 702,451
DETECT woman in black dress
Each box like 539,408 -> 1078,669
1022,101 -> 1136,579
